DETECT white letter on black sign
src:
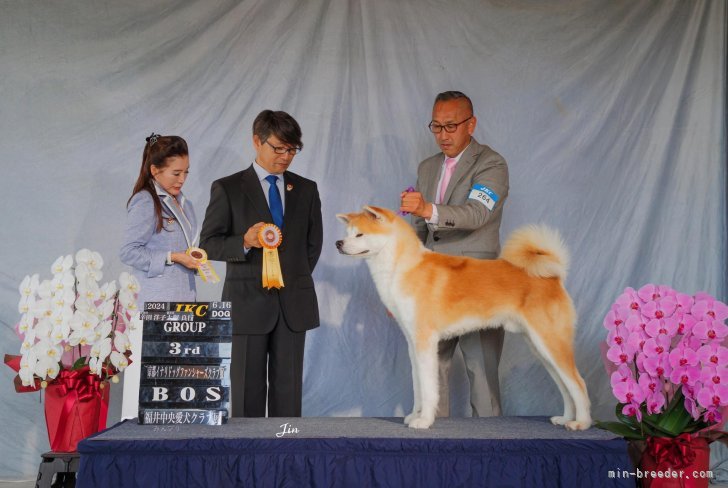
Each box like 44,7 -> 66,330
152,387 -> 169,401
180,387 -> 195,401
205,387 -> 222,401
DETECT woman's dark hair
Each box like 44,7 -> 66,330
253,110 -> 303,149
128,134 -> 189,232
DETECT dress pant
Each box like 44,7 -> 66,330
437,327 -> 505,417
230,312 -> 306,417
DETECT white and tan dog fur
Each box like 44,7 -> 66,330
336,206 -> 591,430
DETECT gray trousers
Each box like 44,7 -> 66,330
437,327 -> 505,417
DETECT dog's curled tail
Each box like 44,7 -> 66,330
500,225 -> 569,280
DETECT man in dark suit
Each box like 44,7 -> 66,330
400,91 -> 509,418
200,110 -> 323,417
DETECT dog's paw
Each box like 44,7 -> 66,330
408,417 -> 434,429
550,416 -> 569,426
404,412 -> 418,425
565,419 -> 592,431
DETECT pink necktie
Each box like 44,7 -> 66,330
438,157 -> 457,204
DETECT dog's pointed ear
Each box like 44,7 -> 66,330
336,213 -> 350,223
363,206 -> 386,221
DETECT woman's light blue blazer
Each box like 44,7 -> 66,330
119,183 -> 197,306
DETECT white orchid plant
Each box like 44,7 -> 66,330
6,250 -> 141,391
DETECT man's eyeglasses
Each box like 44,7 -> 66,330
428,116 -> 472,134
265,140 -> 302,155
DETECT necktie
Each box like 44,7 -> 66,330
265,175 -> 284,229
438,157 -> 457,204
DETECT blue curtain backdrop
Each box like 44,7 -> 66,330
0,0 -> 725,480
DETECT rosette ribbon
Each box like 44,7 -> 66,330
186,247 -> 220,283
258,224 -> 284,289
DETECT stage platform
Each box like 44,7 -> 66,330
77,416 -> 633,487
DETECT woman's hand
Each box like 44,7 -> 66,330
171,252 -> 201,270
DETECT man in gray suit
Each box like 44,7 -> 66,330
400,91 -> 509,417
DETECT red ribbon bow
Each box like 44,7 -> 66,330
54,367 -> 104,401
646,433 -> 696,470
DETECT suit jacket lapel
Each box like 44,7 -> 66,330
443,138 -> 480,204
241,165 -> 273,223
282,173 -> 298,230
161,194 -> 194,248
424,159 -> 441,203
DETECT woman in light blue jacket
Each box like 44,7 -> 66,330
120,133 -> 200,300
119,133 -> 200,419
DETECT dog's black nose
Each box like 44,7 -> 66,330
335,240 -> 343,249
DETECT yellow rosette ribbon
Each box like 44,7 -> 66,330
258,224 -> 284,289
186,247 -> 220,284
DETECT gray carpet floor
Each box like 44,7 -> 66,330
89,416 -> 619,442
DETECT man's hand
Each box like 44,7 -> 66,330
400,191 -> 433,219
243,222 -> 266,249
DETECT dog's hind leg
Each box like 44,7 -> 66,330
408,336 -> 439,429
545,361 -> 576,427
404,339 -> 421,425
522,326 -> 592,431
522,334 -> 575,425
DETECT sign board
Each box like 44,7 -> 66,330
138,301 -> 232,425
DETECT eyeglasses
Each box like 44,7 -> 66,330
265,140 -> 302,155
428,116 -> 472,134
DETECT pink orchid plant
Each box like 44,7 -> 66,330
597,284 -> 728,440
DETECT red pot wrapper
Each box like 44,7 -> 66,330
4,354 -> 41,392
640,434 -> 710,488
44,367 -> 109,452
4,354 -> 20,372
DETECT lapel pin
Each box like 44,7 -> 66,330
286,184 -> 293,191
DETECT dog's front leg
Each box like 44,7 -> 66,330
408,338 -> 439,429
404,338 -> 421,425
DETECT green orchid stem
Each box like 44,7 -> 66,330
111,291 -> 120,333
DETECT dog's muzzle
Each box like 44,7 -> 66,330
335,240 -> 368,255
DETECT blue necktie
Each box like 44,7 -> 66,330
265,175 -> 284,229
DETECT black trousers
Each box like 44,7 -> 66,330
230,312 -> 306,417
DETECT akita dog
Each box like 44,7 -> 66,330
336,206 -> 591,430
